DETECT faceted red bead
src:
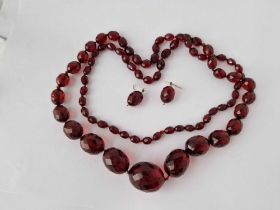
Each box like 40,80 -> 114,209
170,39 -> 179,49
132,54 -> 142,64
81,75 -> 88,85
109,126 -> 119,134
165,33 -> 174,41
232,90 -> 240,99
150,53 -> 159,63
88,57 -> 95,66
195,122 -> 205,130
203,114 -> 211,123
77,51 -> 89,63
85,41 -> 97,52
80,86 -> 88,95
185,125 -> 195,131
242,91 -> 256,104
234,103 -> 249,119
227,99 -> 236,107
157,59 -> 165,70
122,55 -> 129,64
96,33 -> 107,44
108,31 -> 120,41
115,48 -> 124,55
164,149 -> 190,177
51,89 -> 65,105
161,49 -> 171,58
120,131 -> 129,139
192,37 -> 202,46
209,130 -> 230,147
97,120 -> 108,128
88,116 -> 97,124
56,73 -> 69,87
164,126 -> 175,134
185,37 -> 192,48
103,147 -> 129,174
125,46 -> 134,55
143,76 -> 153,84
127,62 -> 136,71
128,162 -> 165,192
189,48 -> 198,56
80,133 -> 104,154
153,131 -> 164,141
127,91 -> 143,106
203,44 -> 214,56
81,107 -> 89,117
153,71 -> 161,81
235,64 -> 243,73
227,119 -> 243,135
63,120 -> 83,140
53,105 -> 69,122
118,37 -> 127,47
242,78 -> 256,92
185,135 -> 209,156
106,43 -> 116,51
134,70 -> 143,79
152,44 -> 160,53
67,61 -> 81,74
141,59 -> 151,68
155,36 -> 165,44
143,137 -> 152,144
216,54 -> 227,61
198,54 -> 207,61
130,135 -> 140,143
79,96 -> 86,106
227,58 -> 236,65
213,68 -> 226,79
175,125 -> 184,132
227,72 -> 243,83
161,86 -> 175,103
207,56 -> 218,69
83,66 -> 92,75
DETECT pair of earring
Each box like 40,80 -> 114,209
127,82 -> 181,106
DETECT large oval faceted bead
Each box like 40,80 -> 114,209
234,103 -> 249,119
209,130 -> 230,147
127,91 -> 143,106
207,56 -> 218,69
51,89 -> 65,105
63,120 -> 83,140
160,86 -> 175,103
128,162 -> 165,192
103,148 -> 129,174
226,119 -> 243,135
80,133 -> 104,154
242,78 -> 256,92
164,149 -> 190,177
185,135 -> 209,156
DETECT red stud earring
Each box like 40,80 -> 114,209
160,82 -> 182,104
127,85 -> 144,106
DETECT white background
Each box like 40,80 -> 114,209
0,0 -> 280,209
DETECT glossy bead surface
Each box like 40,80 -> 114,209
234,103 -> 249,119
53,105 -> 69,122
227,72 -> 243,83
164,149 -> 190,177
143,76 -> 153,84
207,56 -> 218,69
203,44 -> 214,56
85,41 -> 96,52
51,89 -> 65,105
56,73 -> 69,87
185,135 -> 209,156
161,86 -> 175,103
242,78 -> 256,92
108,31 -> 120,41
67,61 -> 81,74
227,119 -> 243,135
242,92 -> 256,104
80,133 -> 104,154
143,137 -> 152,144
209,130 -> 230,147
128,162 -> 165,192
96,33 -> 107,44
63,120 -> 83,140
77,51 -> 89,63
103,148 -> 129,174
127,91 -> 143,106
213,68 -> 226,79
130,135 -> 140,143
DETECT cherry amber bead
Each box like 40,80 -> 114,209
242,92 -> 256,104
150,53 -> 159,63
227,58 -> 236,65
80,86 -> 88,95
185,135 -> 209,156
108,31 -> 120,41
164,149 -> 190,177
165,33 -> 174,41
207,56 -> 218,69
143,137 -> 152,144
153,131 -> 163,140
153,71 -> 161,81
120,131 -> 129,139
209,130 -> 230,147
170,39 -> 179,49
107,43 -> 116,51
125,46 -> 134,55
127,91 -> 143,106
235,64 -> 243,73
85,41 -> 96,52
203,44 -> 214,56
242,78 -> 256,92
51,89 -> 65,105
132,54 -> 142,64
88,116 -> 97,124
227,72 -> 243,83
77,51 -> 89,63
130,135 -> 140,143
96,33 -> 107,44
161,86 -> 175,103
53,105 -> 69,122
216,54 -> 227,61
56,73 -> 69,87
192,37 -> 202,46
97,120 -> 108,128
227,119 -> 243,135
152,44 -> 160,53
189,48 -> 198,56
164,126 -> 175,134
141,59 -> 151,68
143,76 -> 153,84
185,125 -> 195,131
128,162 -> 165,192
81,107 -> 89,117
157,59 -> 165,70
155,36 -> 164,44
109,126 -> 119,134
134,70 -> 143,79
234,103 -> 249,119
67,61 -> 81,74
80,133 -> 104,154
63,120 -> 83,140
103,148 -> 129,174
161,49 -> 171,58
118,37 -> 127,47
213,68 -> 226,79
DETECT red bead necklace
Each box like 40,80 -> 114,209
51,31 -> 256,192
